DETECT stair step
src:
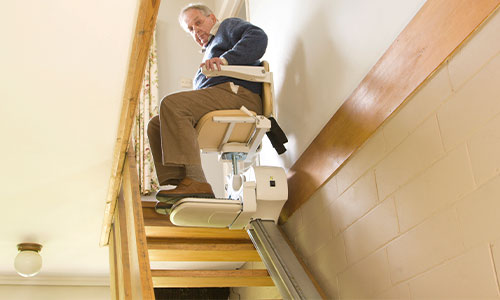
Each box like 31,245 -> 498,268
147,237 -> 261,262
151,269 -> 274,288
142,200 -> 250,240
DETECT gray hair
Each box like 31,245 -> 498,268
178,3 -> 214,28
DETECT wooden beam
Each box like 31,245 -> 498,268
108,229 -> 119,300
117,145 -> 155,298
148,244 -> 261,262
100,0 -> 161,247
145,224 -> 251,240
148,249 -> 260,261
282,0 -> 500,222
110,221 -> 127,299
147,237 -> 255,248
107,146 -> 155,299
147,237 -> 257,259
113,195 -> 133,299
148,235 -> 260,261
151,270 -> 274,288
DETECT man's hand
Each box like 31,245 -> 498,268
200,57 -> 227,71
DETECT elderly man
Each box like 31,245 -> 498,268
147,4 -> 268,213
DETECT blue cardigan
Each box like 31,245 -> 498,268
193,18 -> 268,95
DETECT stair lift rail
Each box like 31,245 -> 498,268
248,219 -> 323,300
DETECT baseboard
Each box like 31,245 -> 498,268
0,275 -> 110,286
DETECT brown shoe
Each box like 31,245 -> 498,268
155,177 -> 215,204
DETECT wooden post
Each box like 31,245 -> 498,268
108,224 -> 119,299
108,146 -> 155,299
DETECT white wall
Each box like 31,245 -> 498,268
248,0 -> 426,170
0,285 -> 110,300
0,0 -> 138,281
156,0 -> 215,97
281,7 -> 500,299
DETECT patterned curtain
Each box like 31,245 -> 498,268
133,30 -> 159,195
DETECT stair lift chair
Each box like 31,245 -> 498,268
168,65 -> 324,299
169,61 -> 288,229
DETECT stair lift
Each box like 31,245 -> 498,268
168,62 -> 324,299
169,61 -> 288,229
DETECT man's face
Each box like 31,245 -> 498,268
182,9 -> 216,47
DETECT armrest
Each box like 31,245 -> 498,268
201,65 -> 272,83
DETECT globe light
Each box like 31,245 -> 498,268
14,243 -> 43,277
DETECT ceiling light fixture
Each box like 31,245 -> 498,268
14,243 -> 43,277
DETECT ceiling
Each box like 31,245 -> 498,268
0,0 -> 139,282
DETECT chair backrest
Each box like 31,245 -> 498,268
261,61 -> 273,117
196,61 -> 274,153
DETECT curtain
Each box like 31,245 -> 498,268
133,30 -> 159,195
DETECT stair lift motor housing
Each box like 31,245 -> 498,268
252,166 -> 288,223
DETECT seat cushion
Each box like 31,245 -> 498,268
196,110 -> 256,152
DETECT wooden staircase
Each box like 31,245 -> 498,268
142,201 -> 274,288
107,145 -> 274,298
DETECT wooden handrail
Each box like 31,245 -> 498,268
281,0 -> 500,223
100,0 -> 161,247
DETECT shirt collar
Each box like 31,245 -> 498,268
201,20 -> 220,53
210,20 -> 220,36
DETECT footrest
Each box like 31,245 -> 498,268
169,198 -> 242,228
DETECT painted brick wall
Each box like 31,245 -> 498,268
282,8 -> 500,299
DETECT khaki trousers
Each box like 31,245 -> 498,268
147,82 -> 262,186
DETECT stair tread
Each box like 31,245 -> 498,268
151,269 -> 274,288
151,269 -> 269,277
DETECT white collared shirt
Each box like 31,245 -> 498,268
201,20 -> 220,53
210,20 -> 220,36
